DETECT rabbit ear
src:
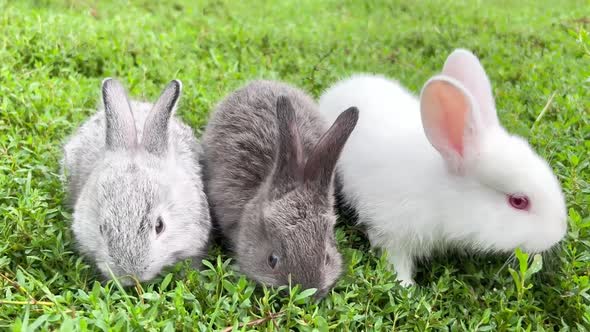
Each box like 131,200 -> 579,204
442,49 -> 498,127
304,107 -> 358,193
142,80 -> 182,156
271,96 -> 305,189
102,78 -> 138,151
420,75 -> 487,173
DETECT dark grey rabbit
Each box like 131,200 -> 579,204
62,79 -> 211,285
202,80 -> 358,297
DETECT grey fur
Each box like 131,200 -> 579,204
62,79 -> 211,285
202,80 -> 358,297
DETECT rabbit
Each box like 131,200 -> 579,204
61,78 -> 212,285
318,49 -> 567,286
202,80 -> 358,297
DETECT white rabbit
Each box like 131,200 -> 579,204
319,49 -> 567,285
62,79 -> 211,284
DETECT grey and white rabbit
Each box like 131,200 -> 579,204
62,79 -> 211,284
202,80 -> 358,297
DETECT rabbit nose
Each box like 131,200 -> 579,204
296,280 -> 325,297
110,262 -> 140,281
313,288 -> 329,299
103,264 -> 139,285
139,269 -> 159,282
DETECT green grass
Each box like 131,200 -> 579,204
1,0 -> 589,330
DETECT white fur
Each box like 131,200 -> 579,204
319,49 -> 567,285
63,80 -> 211,284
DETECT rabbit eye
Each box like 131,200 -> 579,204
155,217 -> 165,235
268,253 -> 279,269
508,194 -> 530,211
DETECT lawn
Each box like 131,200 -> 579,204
1,0 -> 589,330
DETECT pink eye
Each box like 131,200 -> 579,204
508,194 -> 530,210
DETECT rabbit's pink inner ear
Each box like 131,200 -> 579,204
442,49 -> 499,127
421,80 -> 470,160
